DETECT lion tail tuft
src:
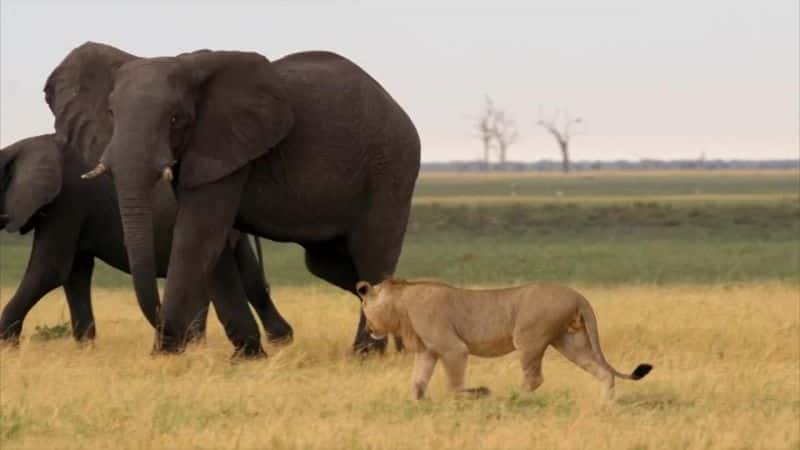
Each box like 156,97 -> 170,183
631,364 -> 653,380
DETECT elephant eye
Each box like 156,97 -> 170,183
170,115 -> 178,126
107,109 -> 114,119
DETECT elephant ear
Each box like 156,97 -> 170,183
0,135 -> 63,233
44,42 -> 137,165
177,50 -> 294,188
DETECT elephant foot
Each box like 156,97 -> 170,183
352,333 -> 387,356
185,311 -> 208,345
186,334 -> 207,347
74,338 -> 96,351
0,319 -> 22,336
0,323 -> 22,347
151,345 -> 185,356
267,332 -> 293,346
152,331 -> 186,355
265,321 -> 294,345
0,335 -> 21,348
72,326 -> 96,343
73,335 -> 96,346
185,326 -> 207,346
257,308 -> 294,346
231,341 -> 267,360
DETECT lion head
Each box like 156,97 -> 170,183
356,281 -> 397,340
356,279 -> 425,350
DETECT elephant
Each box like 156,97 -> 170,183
44,42 -> 420,356
0,133 -> 293,352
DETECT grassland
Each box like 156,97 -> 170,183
1,170 -> 798,449
412,170 -> 799,198
1,283 -> 797,450
2,170 -> 798,287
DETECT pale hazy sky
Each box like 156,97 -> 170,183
1,0 -> 798,161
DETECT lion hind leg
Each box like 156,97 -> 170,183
552,332 -> 615,400
518,343 -> 548,392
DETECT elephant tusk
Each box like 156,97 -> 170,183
81,163 -> 108,179
162,167 -> 173,182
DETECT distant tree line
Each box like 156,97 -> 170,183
472,97 -> 799,174
421,158 -> 800,172
475,97 -> 581,172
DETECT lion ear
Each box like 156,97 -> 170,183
176,50 -> 294,188
356,281 -> 373,298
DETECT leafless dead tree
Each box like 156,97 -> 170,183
490,109 -> 518,169
537,108 -> 582,173
476,97 -> 496,171
475,96 -> 518,170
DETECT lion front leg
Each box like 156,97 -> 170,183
410,350 -> 438,400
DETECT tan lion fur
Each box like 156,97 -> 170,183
356,278 -> 652,400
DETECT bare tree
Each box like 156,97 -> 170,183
475,96 -> 519,170
476,96 -> 496,171
538,108 -> 582,173
490,108 -> 518,169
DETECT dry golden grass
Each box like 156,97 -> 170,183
1,283 -> 798,450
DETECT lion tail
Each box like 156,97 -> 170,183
578,302 -> 652,381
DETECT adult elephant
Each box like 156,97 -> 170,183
45,42 -> 420,355
0,133 -> 292,352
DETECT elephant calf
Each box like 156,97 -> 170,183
0,134 -> 292,353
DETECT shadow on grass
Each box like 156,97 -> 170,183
616,392 -> 696,412
504,389 -> 574,416
389,388 -> 575,422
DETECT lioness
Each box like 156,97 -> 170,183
356,278 -> 652,400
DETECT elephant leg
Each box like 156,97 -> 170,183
63,253 -> 96,342
0,269 -> 65,344
303,241 -> 387,354
352,309 -> 388,354
346,206 -> 411,354
304,240 -> 358,291
185,304 -> 209,344
234,236 -> 293,344
209,244 -> 265,358
0,228 -> 75,343
157,169 -> 249,354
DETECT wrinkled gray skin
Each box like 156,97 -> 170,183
0,134 -> 293,351
45,42 -> 420,356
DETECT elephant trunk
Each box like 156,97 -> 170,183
115,171 -> 161,328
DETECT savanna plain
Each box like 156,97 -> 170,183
1,170 -> 799,450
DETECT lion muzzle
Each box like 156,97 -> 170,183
368,329 -> 386,340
